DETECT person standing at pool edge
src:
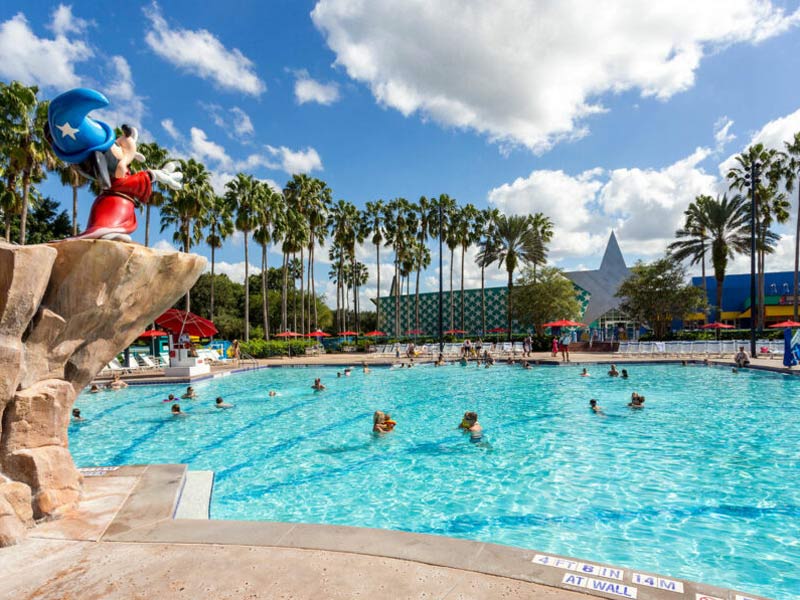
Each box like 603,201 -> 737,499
559,330 -> 571,362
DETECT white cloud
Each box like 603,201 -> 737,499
0,11 -> 92,89
719,107 -> 800,176
213,260 -> 261,283
202,103 -> 255,138
96,56 -> 145,129
713,116 -> 736,153
144,3 -> 265,96
48,4 -> 90,37
293,69 -> 340,105
161,118 -> 180,140
312,0 -> 800,152
230,107 -> 254,136
209,170 -> 235,195
266,145 -> 323,174
189,127 -> 232,168
152,239 -> 177,252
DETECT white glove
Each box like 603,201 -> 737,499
150,161 -> 183,190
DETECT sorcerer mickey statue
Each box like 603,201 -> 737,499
45,88 -> 183,242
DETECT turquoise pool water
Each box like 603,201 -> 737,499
70,363 -> 799,598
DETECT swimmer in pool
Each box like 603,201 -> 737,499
181,386 -> 196,399
589,399 -> 604,414
373,411 -> 392,433
106,372 -> 128,390
171,403 -> 187,417
522,360 -> 532,370
214,397 -> 233,409
269,390 -> 277,397
460,356 -> 468,366
312,378 -> 326,391
621,369 -> 629,379
383,413 -> 397,431
163,393 -> 176,403
362,362 -> 371,374
90,384 -> 100,393
608,364 -> 619,377
581,368 -> 590,377
628,393 -> 645,408
344,367 -> 352,376
458,411 -> 483,442
72,408 -> 86,422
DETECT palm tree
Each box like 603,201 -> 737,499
202,194 -> 234,320
528,212 -> 553,281
54,162 -> 87,236
136,141 -> 171,246
480,214 -> 544,339
0,82 -> 54,244
363,200 -> 385,329
225,173 -> 263,341
279,207 -> 308,332
383,198 -> 412,336
727,144 -> 790,329
328,199 -> 361,330
670,195 -> 750,318
455,203 -> 480,330
783,132 -> 800,321
160,158 -> 212,311
412,240 -> 431,330
305,179 -> 331,331
253,184 -> 285,339
475,207 -> 499,334
669,195 -> 712,318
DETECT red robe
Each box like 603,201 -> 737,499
79,171 -> 152,239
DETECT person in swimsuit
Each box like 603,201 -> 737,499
581,368 -> 590,377
608,364 -> 619,377
181,386 -> 196,399
589,399 -> 604,414
72,408 -> 86,422
621,369 -> 629,379
214,397 -> 233,409
458,411 -> 483,442
312,378 -> 326,391
171,403 -> 187,417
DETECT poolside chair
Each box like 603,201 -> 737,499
124,355 -> 141,372
139,355 -> 163,370
107,358 -> 130,374
624,341 -> 638,357
616,341 -> 629,355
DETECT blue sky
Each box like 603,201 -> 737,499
3,1 -> 800,304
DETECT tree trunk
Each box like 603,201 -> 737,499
481,265 -> 486,335
19,178 -> 30,245
794,185 -> 800,321
300,248 -> 305,334
376,244 -> 381,331
312,246 -> 318,330
460,245 -> 466,330
406,275 -> 411,335
144,204 -> 151,247
293,253 -> 298,333
184,224 -> 191,312
394,254 -> 400,337
244,231 -> 250,342
506,269 -> 513,341
701,246 -> 707,321
210,244 -> 216,320
307,246 -> 313,331
281,252 -> 288,331
4,213 -> 10,242
449,248 -> 454,329
758,248 -> 765,331
72,184 -> 79,236
415,266 -> 421,329
261,243 -> 268,339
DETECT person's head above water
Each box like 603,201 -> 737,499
373,410 -> 386,424
72,408 -> 81,418
215,397 -> 224,405
589,399 -> 597,407
171,403 -> 181,413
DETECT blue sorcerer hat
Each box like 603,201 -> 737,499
47,88 -> 115,164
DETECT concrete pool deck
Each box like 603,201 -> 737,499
91,349 -> 800,387
0,465 -> 770,600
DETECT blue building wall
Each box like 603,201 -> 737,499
692,271 -> 796,312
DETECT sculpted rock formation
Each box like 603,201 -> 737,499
0,240 -> 205,545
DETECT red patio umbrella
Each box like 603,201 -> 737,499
769,320 -> 800,328
364,330 -> 386,337
406,329 -> 424,335
444,329 -> 467,335
305,330 -> 331,337
542,319 -> 586,328
275,331 -> 302,337
338,331 -> 359,336
487,327 -> 508,333
155,308 -> 217,337
138,329 -> 168,338
701,322 -> 734,329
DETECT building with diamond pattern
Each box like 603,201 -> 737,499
373,233 -> 629,337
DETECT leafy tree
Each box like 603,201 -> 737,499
135,141 -> 171,246
479,213 -> 545,339
53,162 -> 87,236
510,266 -> 582,333
782,132 -> 800,320
669,195 -> 750,320
201,195 -> 234,320
253,183 -> 285,339
363,199 -> 385,329
616,258 -> 707,339
475,207 -> 500,334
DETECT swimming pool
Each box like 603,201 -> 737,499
70,363 -> 800,598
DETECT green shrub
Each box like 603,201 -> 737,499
240,339 -> 314,358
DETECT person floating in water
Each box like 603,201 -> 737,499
163,393 -> 176,403
373,411 -> 394,433
106,372 -> 128,390
522,360 -> 532,370
269,390 -> 277,397
589,399 -> 604,414
312,378 -> 326,391
214,397 -> 233,409
458,411 -> 483,442
581,368 -> 590,377
621,369 -> 629,379
171,403 -> 187,417
628,392 -> 645,408
362,362 -> 371,374
608,364 -> 619,377
72,408 -> 86,422
181,386 -> 196,399
89,384 -> 100,393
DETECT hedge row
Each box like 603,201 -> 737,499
240,339 -> 315,358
